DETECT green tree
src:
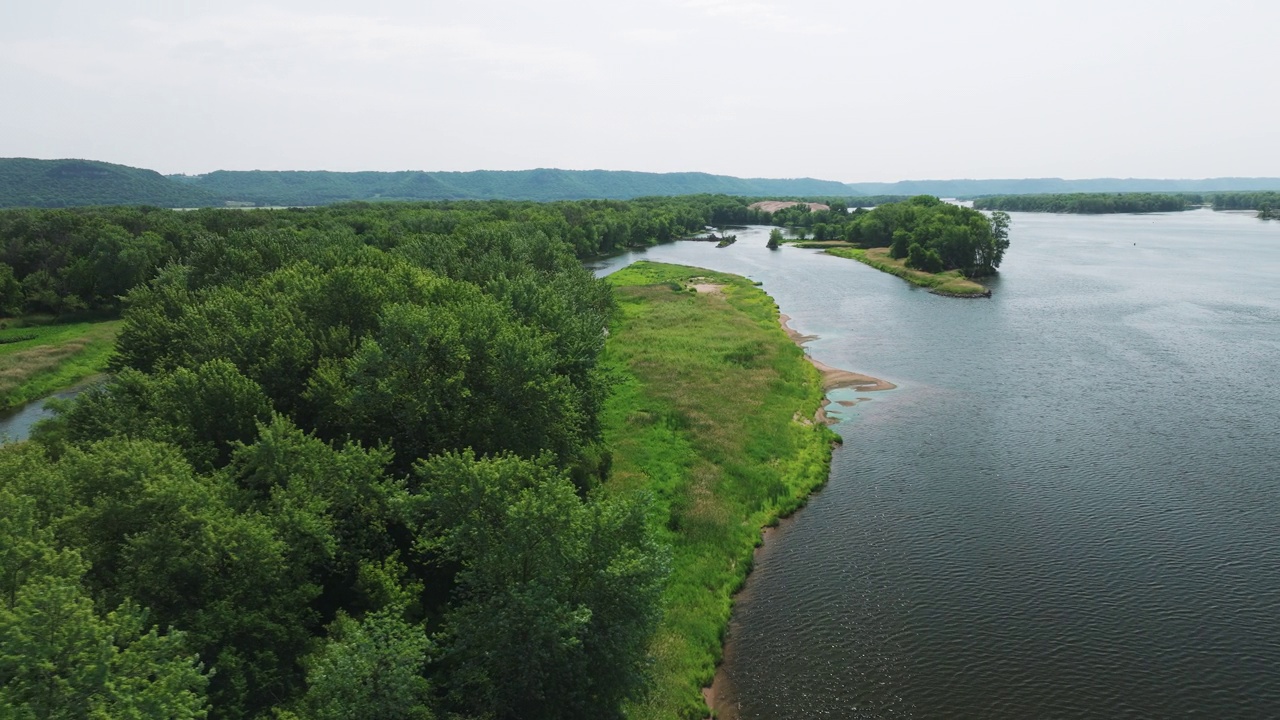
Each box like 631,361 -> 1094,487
300,608 -> 434,720
405,451 -> 667,720
0,487 -> 210,719
766,228 -> 783,250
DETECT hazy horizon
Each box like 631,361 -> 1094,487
3,0 -> 1276,182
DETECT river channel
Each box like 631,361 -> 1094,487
590,209 -> 1280,718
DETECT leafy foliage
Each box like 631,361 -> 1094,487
972,192 -> 1193,213
1,199 -> 718,720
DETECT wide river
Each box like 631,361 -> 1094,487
590,209 -> 1280,718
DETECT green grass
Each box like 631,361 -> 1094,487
788,240 -> 857,249
0,320 -> 121,410
601,262 -> 837,719
825,246 -> 992,297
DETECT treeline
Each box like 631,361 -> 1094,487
847,177 -> 1280,197
972,191 -> 1280,219
1,200 -> 686,719
0,196 -> 758,318
769,196 -> 1011,277
972,193 -> 1193,213
1210,191 -> 1280,218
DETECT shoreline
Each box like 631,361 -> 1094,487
779,313 -> 897,422
702,315 -> 893,719
823,247 -> 992,298
604,263 -> 839,720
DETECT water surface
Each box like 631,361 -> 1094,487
594,210 -> 1280,718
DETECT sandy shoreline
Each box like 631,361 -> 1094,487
779,314 -> 897,394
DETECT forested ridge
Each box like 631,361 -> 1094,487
0,158 -> 852,208
0,159 -> 218,209
171,169 -> 854,205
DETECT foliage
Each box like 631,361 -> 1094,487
1,199 -> 716,720
766,227 -> 783,249
972,192 -> 1193,213
405,451 -> 666,720
827,247 -> 991,297
1210,191 -> 1280,213
768,196 -> 1010,277
0,457 -> 211,718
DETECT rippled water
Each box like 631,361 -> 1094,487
591,210 -> 1280,718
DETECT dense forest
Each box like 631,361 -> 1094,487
0,196 -> 758,318
0,192 -> 868,719
2,199 -> 690,719
972,193 -> 1193,214
0,192 -> 1012,718
0,193 -> 1014,320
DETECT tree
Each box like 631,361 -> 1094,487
404,451 -> 667,720
767,228 -> 783,250
0,486 -> 210,719
301,608 -> 434,720
906,243 -> 944,273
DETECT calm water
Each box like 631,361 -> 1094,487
591,209 -> 1280,718
0,387 -> 84,444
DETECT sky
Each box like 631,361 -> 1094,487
1,0 -> 1277,182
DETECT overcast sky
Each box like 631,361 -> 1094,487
2,0 -> 1276,181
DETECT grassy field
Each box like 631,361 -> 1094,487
0,320 -> 121,410
601,261 -> 838,719
826,246 -> 992,297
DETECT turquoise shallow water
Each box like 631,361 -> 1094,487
591,210 -> 1280,718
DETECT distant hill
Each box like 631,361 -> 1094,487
172,168 -> 853,205
7,157 -> 1280,209
845,177 -> 1280,198
0,158 -> 219,208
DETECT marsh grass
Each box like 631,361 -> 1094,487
826,246 -> 992,297
0,320 -> 120,410
602,262 -> 837,719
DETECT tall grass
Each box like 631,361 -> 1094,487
602,262 -> 837,719
826,246 -> 992,297
0,320 -> 120,410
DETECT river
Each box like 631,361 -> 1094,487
0,386 -> 85,444
590,209 -> 1280,718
